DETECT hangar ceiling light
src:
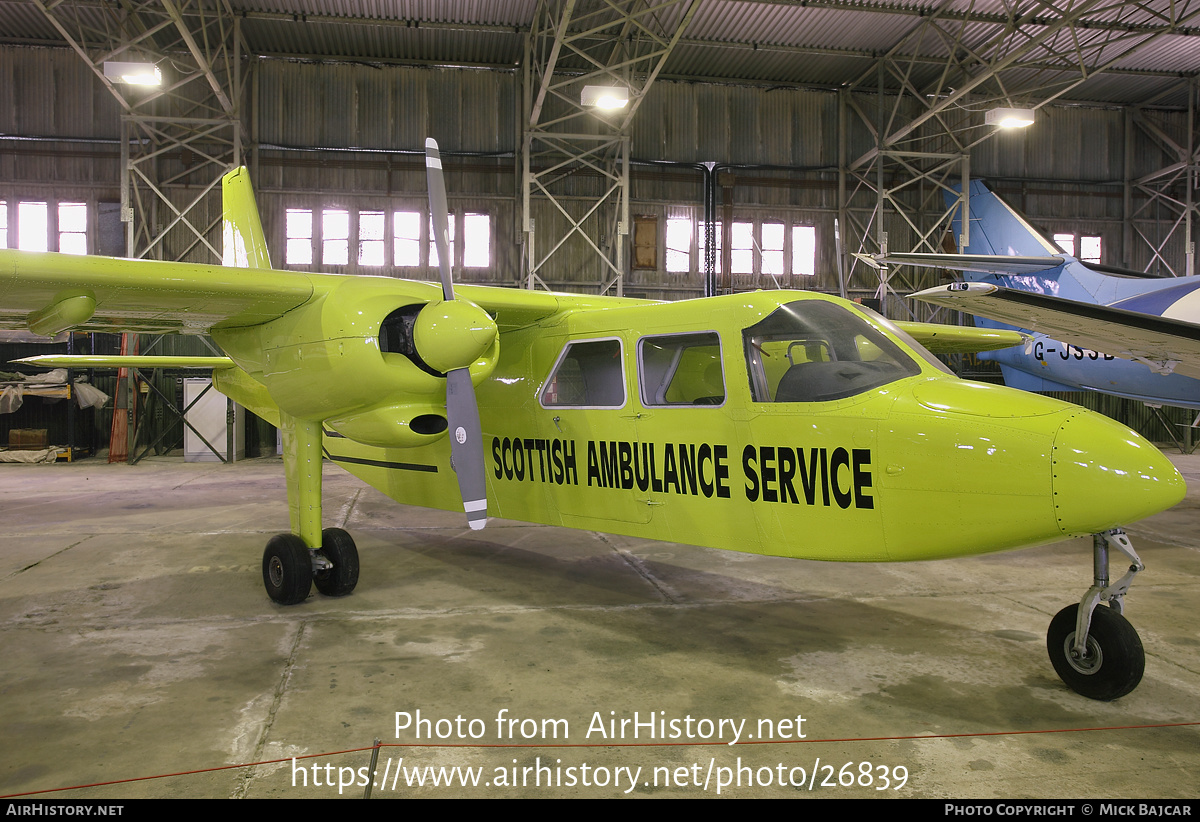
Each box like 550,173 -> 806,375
102,61 -> 161,86
581,85 -> 629,109
985,107 -> 1035,129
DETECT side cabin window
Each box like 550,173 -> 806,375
639,332 -> 725,407
541,339 -> 625,408
743,301 -> 919,403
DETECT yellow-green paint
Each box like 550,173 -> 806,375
222,167 -> 273,270
27,294 -> 96,337
202,270 -> 1186,564
17,355 -> 235,370
2,168 -> 1184,568
895,321 -> 1024,354
279,410 -> 324,549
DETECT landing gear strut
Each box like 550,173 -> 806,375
262,411 -> 360,605
1046,529 -> 1146,700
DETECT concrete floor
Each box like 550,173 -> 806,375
0,453 -> 1197,799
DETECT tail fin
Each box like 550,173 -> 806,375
948,180 -> 1064,258
944,180 -> 1182,303
221,166 -> 272,269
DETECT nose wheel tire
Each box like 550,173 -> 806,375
1047,604 -> 1144,701
314,527 -> 360,597
263,534 -> 313,605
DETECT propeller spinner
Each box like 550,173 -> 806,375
424,138 -> 493,531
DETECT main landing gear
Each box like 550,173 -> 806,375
1046,529 -> 1146,700
262,412 -> 360,605
262,527 -> 360,605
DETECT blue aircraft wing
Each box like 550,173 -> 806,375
910,282 -> 1200,380
869,252 -> 1064,275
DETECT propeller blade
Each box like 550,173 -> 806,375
424,138 -> 454,302
426,136 -> 488,531
446,368 -> 487,530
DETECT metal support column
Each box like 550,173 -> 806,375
520,0 -> 698,295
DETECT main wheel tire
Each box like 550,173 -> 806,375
263,534 -> 313,605
1047,604 -> 1144,700
313,527 -> 359,597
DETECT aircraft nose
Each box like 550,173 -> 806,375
1051,411 -> 1185,535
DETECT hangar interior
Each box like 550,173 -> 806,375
1,0 -> 1199,800
7,0 -> 1200,450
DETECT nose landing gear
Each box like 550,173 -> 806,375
1046,529 -> 1146,700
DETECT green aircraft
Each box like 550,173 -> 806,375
2,141 -> 1186,701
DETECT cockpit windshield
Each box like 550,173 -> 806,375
743,300 -> 921,402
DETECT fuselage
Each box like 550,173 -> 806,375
979,331 -> 1200,408
219,285 -> 1184,564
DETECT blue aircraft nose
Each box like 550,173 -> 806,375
1051,411 -> 1185,536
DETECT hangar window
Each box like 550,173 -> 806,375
761,223 -> 785,279
358,211 -> 385,266
665,218 -> 691,273
0,201 -> 92,255
687,220 -> 816,279
284,206 -> 490,270
463,213 -> 491,268
394,211 -> 421,267
743,301 -> 919,403
731,221 -> 754,274
323,209 -> 350,266
1080,235 -> 1102,263
541,339 -> 625,408
1053,233 -> 1101,263
18,201 -> 49,251
639,332 -> 724,407
285,209 -> 313,265
793,226 -> 816,276
58,203 -> 87,255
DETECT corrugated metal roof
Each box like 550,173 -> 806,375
3,0 -> 1199,106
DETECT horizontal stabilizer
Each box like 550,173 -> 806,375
910,282 -> 1200,379
862,252 -> 1064,275
16,355 -> 236,370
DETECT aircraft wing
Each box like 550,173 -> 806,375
862,252 -> 1064,275
0,248 -> 315,335
910,282 -> 1200,379
893,321 -> 1024,354
0,248 -> 628,338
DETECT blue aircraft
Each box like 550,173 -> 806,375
873,180 -> 1200,408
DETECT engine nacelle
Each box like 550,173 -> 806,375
233,276 -> 498,446
326,402 -> 450,448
